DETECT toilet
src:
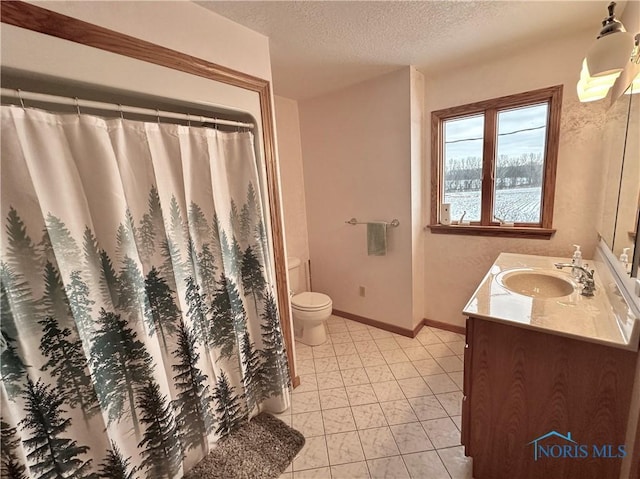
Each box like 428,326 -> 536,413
287,256 -> 332,346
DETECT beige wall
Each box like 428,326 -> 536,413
423,28 -> 607,328
299,67 -> 419,331
274,96 -> 311,271
30,1 -> 272,80
272,26 -> 612,332
410,69 -> 426,329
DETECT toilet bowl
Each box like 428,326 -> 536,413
287,256 -> 333,346
291,291 -> 332,346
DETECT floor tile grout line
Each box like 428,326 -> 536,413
295,372 -> 460,398
291,318 -> 466,479
318,404 -> 333,478
325,425 -> 367,470
398,451 -> 454,479
434,447 -> 456,479
299,344 -> 462,398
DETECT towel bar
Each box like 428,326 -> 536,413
345,217 -> 400,227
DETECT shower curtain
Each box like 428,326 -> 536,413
0,105 -> 290,479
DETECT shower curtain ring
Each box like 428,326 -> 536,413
118,104 -> 124,120
16,89 -> 25,109
74,97 -> 81,116
156,109 -> 160,124
187,113 -> 191,127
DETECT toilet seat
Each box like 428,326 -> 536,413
291,292 -> 332,312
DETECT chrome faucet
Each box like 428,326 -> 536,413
554,263 -> 596,296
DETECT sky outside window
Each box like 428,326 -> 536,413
494,103 -> 548,223
442,103 -> 548,224
443,114 -> 484,222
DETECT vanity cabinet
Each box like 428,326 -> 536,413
462,316 -> 636,479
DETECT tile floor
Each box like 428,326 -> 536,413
275,315 -> 473,479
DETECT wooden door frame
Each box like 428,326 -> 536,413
1,1 -> 298,386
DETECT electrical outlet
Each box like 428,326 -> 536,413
359,286 -> 366,297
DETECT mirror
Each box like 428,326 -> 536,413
599,82 -> 640,278
612,85 -> 639,276
599,89 -> 632,249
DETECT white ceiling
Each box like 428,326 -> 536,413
198,1 -> 621,100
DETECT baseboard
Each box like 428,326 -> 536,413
291,376 -> 301,388
330,310 -> 466,337
333,309 -> 422,338
422,317 -> 466,335
411,320 -> 424,337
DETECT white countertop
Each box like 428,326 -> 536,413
463,252 -> 639,351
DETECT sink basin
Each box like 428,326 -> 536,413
498,270 -> 575,298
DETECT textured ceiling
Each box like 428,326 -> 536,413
198,1 -> 621,100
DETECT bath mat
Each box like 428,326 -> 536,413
184,412 -> 305,479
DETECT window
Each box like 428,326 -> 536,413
430,86 -> 562,238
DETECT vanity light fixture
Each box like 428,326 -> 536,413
586,2 -> 634,77
578,1 -> 635,102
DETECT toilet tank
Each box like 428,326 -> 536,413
287,256 -> 302,294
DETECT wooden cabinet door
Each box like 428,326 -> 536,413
466,317 -> 635,479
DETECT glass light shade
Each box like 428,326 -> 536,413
577,80 -> 609,102
586,30 -> 635,77
580,59 -> 620,85
577,59 -> 618,102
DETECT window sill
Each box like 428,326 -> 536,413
427,224 -> 556,239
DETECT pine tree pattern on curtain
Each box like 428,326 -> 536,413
0,105 -> 291,479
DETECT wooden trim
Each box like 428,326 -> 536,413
463,317 -> 473,396
411,319 -> 425,338
428,224 -> 555,239
481,108 -> 497,225
541,85 -> 563,229
461,317 -> 473,454
0,1 -> 297,382
0,2 -> 267,91
257,87 -> 296,383
291,376 -> 301,389
332,311 -> 467,338
432,85 -> 565,120
423,317 -> 466,335
430,112 -> 443,224
430,85 -> 563,233
332,309 -> 422,338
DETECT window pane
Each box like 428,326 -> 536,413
494,103 -> 548,223
443,114 -> 484,222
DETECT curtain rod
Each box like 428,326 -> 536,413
0,88 -> 255,129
